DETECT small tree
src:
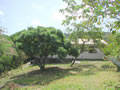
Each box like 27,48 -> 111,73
64,39 -> 79,66
69,47 -> 79,66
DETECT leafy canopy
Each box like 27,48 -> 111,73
15,26 -> 78,70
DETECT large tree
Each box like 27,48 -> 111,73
15,26 -> 76,71
61,0 -> 120,32
60,0 -> 104,49
61,0 -> 120,70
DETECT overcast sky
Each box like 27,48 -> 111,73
0,0 -> 66,35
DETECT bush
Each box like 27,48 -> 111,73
0,34 -> 25,74
0,54 -> 25,74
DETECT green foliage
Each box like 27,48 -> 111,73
0,55 -> 15,73
61,0 -> 104,56
10,29 -> 26,43
103,33 -> 120,58
61,0 -> 120,40
57,47 -> 68,60
0,34 -> 23,74
61,0 -> 120,65
1,61 -> 119,90
69,47 -> 79,58
15,26 -> 72,71
62,0 -> 120,32
64,39 -> 79,58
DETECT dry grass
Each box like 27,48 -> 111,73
0,61 -> 120,90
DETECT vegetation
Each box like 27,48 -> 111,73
61,0 -> 120,71
61,0 -> 120,32
103,33 -> 120,71
0,0 -> 120,89
0,61 -> 120,90
0,29 -> 24,74
11,26 -> 79,71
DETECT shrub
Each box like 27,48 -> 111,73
0,34 -> 25,74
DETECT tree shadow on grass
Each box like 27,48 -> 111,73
100,64 -> 116,71
9,67 -> 80,86
8,65 -> 95,87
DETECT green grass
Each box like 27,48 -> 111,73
0,61 -> 120,90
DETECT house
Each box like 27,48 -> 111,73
70,39 -> 107,60
77,48 -> 105,60
71,39 -> 107,45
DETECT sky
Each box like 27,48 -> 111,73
0,0 -> 66,35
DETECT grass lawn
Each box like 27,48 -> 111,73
0,61 -> 120,90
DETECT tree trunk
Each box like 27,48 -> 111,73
71,57 -> 76,67
71,42 -> 85,67
34,56 -> 47,72
40,65 -> 45,72
40,57 -> 47,72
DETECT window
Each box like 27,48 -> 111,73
89,47 -> 97,53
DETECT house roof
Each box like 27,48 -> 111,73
101,40 -> 108,45
71,39 -> 107,45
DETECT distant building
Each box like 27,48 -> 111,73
77,48 -> 105,60
71,39 -> 108,45
70,39 -> 107,60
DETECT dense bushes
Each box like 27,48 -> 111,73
0,34 -> 24,74
0,55 -> 17,73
